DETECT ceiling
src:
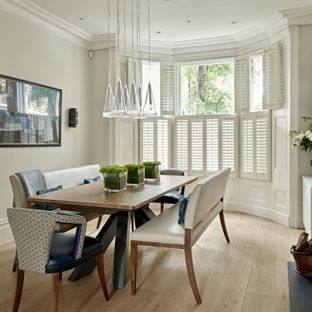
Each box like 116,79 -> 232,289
31,0 -> 312,42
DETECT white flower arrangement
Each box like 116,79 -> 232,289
290,117 -> 312,165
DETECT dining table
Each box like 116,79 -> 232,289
27,175 -> 198,289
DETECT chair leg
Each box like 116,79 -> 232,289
131,242 -> 138,295
96,253 -> 109,301
12,269 -> 24,312
96,216 -> 103,229
12,251 -> 17,272
184,246 -> 201,304
52,273 -> 60,312
219,210 -> 230,243
160,203 -> 164,213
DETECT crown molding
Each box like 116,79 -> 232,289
280,5 -> 312,26
0,0 -> 91,47
0,0 -> 306,55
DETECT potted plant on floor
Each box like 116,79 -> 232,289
143,161 -> 161,182
100,165 -> 128,192
125,163 -> 145,186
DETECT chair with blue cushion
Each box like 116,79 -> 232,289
153,169 -> 185,213
7,207 -> 109,312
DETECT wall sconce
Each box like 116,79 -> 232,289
69,108 -> 78,127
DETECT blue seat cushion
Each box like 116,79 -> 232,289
154,190 -> 183,204
45,233 -> 104,273
178,194 -> 191,225
34,185 -> 63,211
84,176 -> 101,184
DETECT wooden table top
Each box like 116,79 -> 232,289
27,175 -> 198,211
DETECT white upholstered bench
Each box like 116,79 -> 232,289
130,168 -> 231,304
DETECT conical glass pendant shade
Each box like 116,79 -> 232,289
124,84 -> 131,113
127,81 -> 139,116
103,83 -> 114,116
137,83 -> 144,116
143,82 -> 157,115
112,79 -> 125,116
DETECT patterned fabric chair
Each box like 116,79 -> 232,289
7,207 -> 109,312
153,169 -> 185,213
130,168 -> 231,304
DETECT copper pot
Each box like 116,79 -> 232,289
290,246 -> 312,277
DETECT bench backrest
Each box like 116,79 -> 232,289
43,164 -> 101,189
184,168 -> 230,230
10,164 -> 101,208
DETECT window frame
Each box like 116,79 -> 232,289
249,50 -> 265,113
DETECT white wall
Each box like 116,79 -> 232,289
298,25 -> 312,223
0,10 -> 91,242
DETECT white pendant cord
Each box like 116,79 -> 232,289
124,0 -> 126,57
137,0 -> 141,83
148,0 -> 151,79
107,0 -> 111,83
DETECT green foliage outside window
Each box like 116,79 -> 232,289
181,63 -> 234,115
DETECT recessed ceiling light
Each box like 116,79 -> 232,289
187,20 -> 191,23
231,21 -> 238,24
157,31 -> 161,34
78,17 -> 85,21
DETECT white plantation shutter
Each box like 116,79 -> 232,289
235,57 -> 249,113
173,115 -> 238,177
240,111 -> 271,179
160,63 -> 175,115
190,119 -> 204,173
157,119 -> 170,169
139,117 -> 171,168
175,117 -> 188,171
127,58 -> 141,86
206,118 -> 219,172
263,43 -> 284,110
221,117 -> 237,175
140,119 -> 155,162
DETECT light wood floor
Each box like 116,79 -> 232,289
0,211 -> 300,312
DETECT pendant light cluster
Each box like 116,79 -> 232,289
103,0 -> 157,117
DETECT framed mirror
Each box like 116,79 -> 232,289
0,75 -> 62,146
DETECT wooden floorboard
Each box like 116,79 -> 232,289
0,211 -> 301,312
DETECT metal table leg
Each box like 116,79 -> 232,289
68,213 -> 117,281
113,211 -> 131,288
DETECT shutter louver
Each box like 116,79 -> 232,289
157,119 -> 169,169
240,112 -> 271,180
206,118 -> 219,172
175,118 -> 188,171
222,118 -> 236,173
256,116 -> 268,174
263,50 -> 270,110
262,43 -> 283,110
269,43 -> 283,109
141,120 -> 154,162
242,118 -> 254,174
190,120 -> 204,172
160,63 -> 175,115
235,58 -> 249,113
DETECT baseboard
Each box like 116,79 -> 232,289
224,202 -> 289,226
0,218 -> 13,245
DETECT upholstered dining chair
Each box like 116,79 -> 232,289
7,207 -> 109,312
130,168 -> 231,304
153,169 -> 185,213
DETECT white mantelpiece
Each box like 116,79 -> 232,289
303,176 -> 312,235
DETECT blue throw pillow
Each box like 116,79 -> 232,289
178,194 -> 191,225
84,176 -> 101,184
35,185 -> 63,211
